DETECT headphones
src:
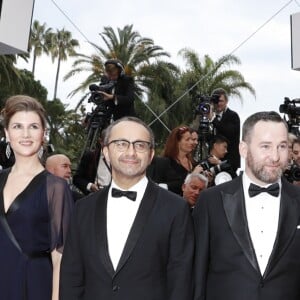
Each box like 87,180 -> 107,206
104,59 -> 125,77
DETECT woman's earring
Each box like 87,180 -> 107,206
6,142 -> 11,159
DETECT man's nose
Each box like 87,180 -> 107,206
271,147 -> 280,161
126,143 -> 137,155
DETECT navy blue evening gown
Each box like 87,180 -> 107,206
0,168 -> 73,300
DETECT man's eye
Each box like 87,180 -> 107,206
279,144 -> 287,150
116,141 -> 128,147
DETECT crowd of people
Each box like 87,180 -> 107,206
1,60 -> 300,300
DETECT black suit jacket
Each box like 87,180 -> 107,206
212,108 -> 240,172
73,148 -> 102,195
60,180 -> 194,300
110,75 -> 135,120
193,175 -> 300,300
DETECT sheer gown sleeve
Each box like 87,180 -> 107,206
46,173 -> 74,253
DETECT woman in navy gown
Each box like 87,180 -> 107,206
0,95 -> 73,300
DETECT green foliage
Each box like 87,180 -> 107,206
64,24 -> 170,108
45,99 -> 86,162
0,68 -> 47,108
178,49 -> 256,101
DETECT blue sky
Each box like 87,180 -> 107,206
17,0 -> 300,124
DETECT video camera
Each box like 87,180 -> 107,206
279,97 -> 300,137
279,97 -> 300,117
81,77 -> 116,152
199,159 -> 232,176
193,93 -> 220,162
88,76 -> 116,106
284,163 -> 300,182
194,94 -> 220,116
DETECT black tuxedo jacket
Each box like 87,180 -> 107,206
60,180 -> 194,300
193,175 -> 300,300
212,108 -> 240,172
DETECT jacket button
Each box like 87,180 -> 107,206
260,281 -> 264,288
112,285 -> 120,292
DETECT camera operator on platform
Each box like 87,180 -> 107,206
98,59 -> 135,120
210,88 -> 240,173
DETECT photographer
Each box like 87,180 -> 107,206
199,135 -> 235,186
210,88 -> 240,173
96,59 -> 135,120
285,138 -> 300,185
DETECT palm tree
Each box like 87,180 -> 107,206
64,24 -> 170,108
179,48 -> 256,101
48,28 -> 79,100
29,20 -> 52,76
0,54 -> 29,105
0,55 -> 22,88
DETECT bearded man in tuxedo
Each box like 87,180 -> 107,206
60,116 -> 194,300
193,111 -> 300,300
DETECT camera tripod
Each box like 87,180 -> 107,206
194,117 -> 214,163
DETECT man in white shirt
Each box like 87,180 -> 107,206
193,111 -> 300,300
60,116 -> 194,300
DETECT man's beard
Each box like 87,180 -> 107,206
246,150 -> 286,184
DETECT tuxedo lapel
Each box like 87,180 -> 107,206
114,181 -> 158,276
263,179 -> 299,278
222,177 -> 260,274
95,187 -> 115,277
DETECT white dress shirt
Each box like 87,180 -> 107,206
107,176 -> 148,270
95,153 -> 111,187
215,107 -> 227,121
243,173 -> 281,274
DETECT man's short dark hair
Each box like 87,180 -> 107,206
292,138 -> 300,149
209,135 -> 229,151
242,111 -> 288,143
103,116 -> 155,148
211,88 -> 228,101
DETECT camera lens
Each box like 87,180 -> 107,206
291,165 -> 300,181
199,103 -> 210,114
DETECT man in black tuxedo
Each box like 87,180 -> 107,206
211,88 -> 240,173
60,117 -> 194,300
98,59 -> 135,121
193,111 -> 300,300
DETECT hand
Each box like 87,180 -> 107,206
208,156 -> 221,165
98,91 -> 114,101
208,109 -> 215,121
192,165 -> 204,174
203,170 -> 214,183
90,183 -> 100,192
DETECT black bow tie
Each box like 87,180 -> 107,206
111,188 -> 137,201
248,183 -> 280,198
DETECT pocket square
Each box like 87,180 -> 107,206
297,225 -> 300,229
